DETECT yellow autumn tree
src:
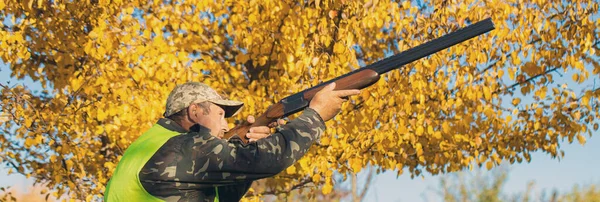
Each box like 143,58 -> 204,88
1,0 -> 599,200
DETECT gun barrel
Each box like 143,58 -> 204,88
369,18 -> 495,74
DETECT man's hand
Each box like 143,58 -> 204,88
309,82 -> 360,122
245,115 -> 285,142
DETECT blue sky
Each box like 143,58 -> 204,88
1,58 -> 599,201
0,64 -> 38,192
362,136 -> 600,201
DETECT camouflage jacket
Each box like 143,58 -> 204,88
139,108 -> 326,201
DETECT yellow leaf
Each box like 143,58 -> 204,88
483,86 -> 491,100
475,137 -> 482,146
573,61 -> 584,70
350,159 -> 362,173
508,67 -> 515,80
538,86 -> 547,99
577,134 -> 586,145
376,18 -> 384,28
512,55 -> 521,65
497,69 -> 504,78
65,159 -> 74,169
434,131 -> 442,139
322,183 -> 333,194
312,173 -> 321,183
402,1 -> 410,8
97,108 -> 107,121
35,135 -> 43,144
521,85 -> 531,95
286,165 -> 296,174
258,56 -> 267,66
512,98 -> 521,106
333,43 -> 345,54
442,122 -> 450,133
71,77 -> 82,91
572,73 -> 579,82
24,118 -> 33,127
486,161 -> 493,170
25,138 -> 34,148
104,162 -> 115,169
416,126 -> 424,136
416,143 -> 423,156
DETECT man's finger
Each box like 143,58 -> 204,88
249,126 -> 270,134
246,132 -> 269,139
320,82 -> 336,92
267,119 -> 287,128
267,122 -> 280,128
246,115 -> 256,124
332,89 -> 361,97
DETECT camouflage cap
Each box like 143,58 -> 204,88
164,82 -> 244,118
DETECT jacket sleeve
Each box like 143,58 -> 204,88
166,108 -> 325,184
181,108 -> 326,184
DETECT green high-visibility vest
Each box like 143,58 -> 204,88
104,123 -> 220,201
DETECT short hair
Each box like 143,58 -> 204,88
167,101 -> 211,122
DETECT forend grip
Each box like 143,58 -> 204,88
300,68 -> 380,101
278,68 -> 380,117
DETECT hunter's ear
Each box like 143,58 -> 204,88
187,104 -> 196,116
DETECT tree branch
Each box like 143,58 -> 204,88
496,66 -> 560,94
324,5 -> 346,63
29,54 -> 58,66
2,25 -> 21,32
6,161 -> 28,176
357,167 -> 375,201
260,177 -> 314,196
264,6 -> 291,81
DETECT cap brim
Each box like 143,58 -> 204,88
210,99 -> 244,118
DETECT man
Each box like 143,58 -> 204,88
104,81 -> 360,201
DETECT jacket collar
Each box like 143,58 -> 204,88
157,118 -> 211,134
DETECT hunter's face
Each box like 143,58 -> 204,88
191,103 -> 229,138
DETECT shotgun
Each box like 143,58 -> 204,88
225,18 -> 495,142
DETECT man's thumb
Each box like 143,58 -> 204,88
325,82 -> 336,91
